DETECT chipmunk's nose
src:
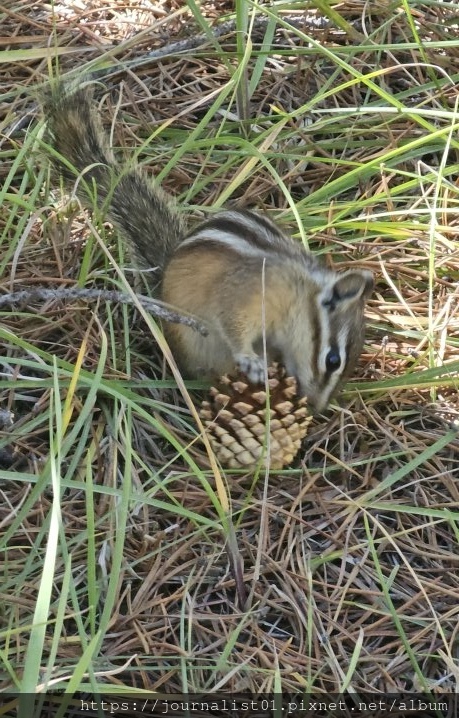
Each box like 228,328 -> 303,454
296,380 -> 331,416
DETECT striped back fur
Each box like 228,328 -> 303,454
164,208 -> 373,411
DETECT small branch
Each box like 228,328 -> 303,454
93,14 -> 332,79
0,287 -> 208,336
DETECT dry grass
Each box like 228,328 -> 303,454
1,0 -> 459,698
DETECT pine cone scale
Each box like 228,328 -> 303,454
199,364 -> 313,470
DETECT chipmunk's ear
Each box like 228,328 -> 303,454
322,270 -> 373,311
333,270 -> 373,302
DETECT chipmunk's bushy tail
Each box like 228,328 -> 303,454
42,81 -> 186,276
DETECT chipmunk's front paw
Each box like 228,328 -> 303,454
235,354 -> 266,384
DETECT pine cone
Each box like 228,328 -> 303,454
199,364 -> 313,469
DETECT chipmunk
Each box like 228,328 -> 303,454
41,81 -> 373,412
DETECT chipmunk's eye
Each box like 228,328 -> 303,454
325,349 -> 341,373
